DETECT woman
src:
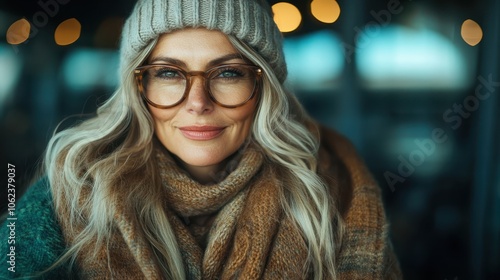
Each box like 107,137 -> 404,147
0,0 -> 401,279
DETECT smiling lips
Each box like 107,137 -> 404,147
179,126 -> 226,140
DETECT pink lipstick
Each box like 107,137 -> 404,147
179,126 -> 225,140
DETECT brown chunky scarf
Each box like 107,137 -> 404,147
57,143 -> 310,279
155,144 -> 308,279
55,128 -> 402,279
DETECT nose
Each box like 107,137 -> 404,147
184,75 -> 214,115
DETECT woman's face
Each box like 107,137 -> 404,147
146,28 -> 258,181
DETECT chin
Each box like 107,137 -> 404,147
174,148 -> 227,167
180,156 -> 222,168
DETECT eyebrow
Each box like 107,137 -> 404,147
148,53 -> 245,68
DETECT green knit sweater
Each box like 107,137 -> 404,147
0,178 -> 71,279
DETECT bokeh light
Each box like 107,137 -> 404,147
311,0 -> 341,24
62,49 -> 119,92
55,18 -> 82,46
6,19 -> 31,45
461,19 -> 483,46
0,45 -> 23,110
356,25 -> 469,90
283,30 -> 344,91
272,2 -> 302,33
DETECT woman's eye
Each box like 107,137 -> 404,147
220,71 -> 238,78
216,68 -> 244,78
155,69 -> 182,79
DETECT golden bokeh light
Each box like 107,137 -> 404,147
461,19 -> 483,46
272,2 -> 302,33
6,19 -> 31,45
311,0 -> 341,24
55,18 -> 81,46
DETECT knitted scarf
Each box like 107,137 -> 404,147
57,144 -> 309,279
55,128 -> 402,279
155,144 -> 308,279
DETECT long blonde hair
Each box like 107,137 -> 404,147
45,33 -> 343,279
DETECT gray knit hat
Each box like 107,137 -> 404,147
120,0 -> 287,82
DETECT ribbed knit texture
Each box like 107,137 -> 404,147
120,0 -> 287,82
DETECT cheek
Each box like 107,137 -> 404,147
227,102 -> 258,134
149,106 -> 173,123
148,106 -> 177,137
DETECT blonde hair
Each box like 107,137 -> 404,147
44,33 -> 343,279
229,37 -> 343,279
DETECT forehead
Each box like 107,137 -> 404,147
148,28 -> 241,66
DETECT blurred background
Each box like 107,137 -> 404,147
1,0 -> 499,279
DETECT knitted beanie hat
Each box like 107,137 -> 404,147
120,0 -> 287,82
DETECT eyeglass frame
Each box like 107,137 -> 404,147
134,63 -> 263,109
